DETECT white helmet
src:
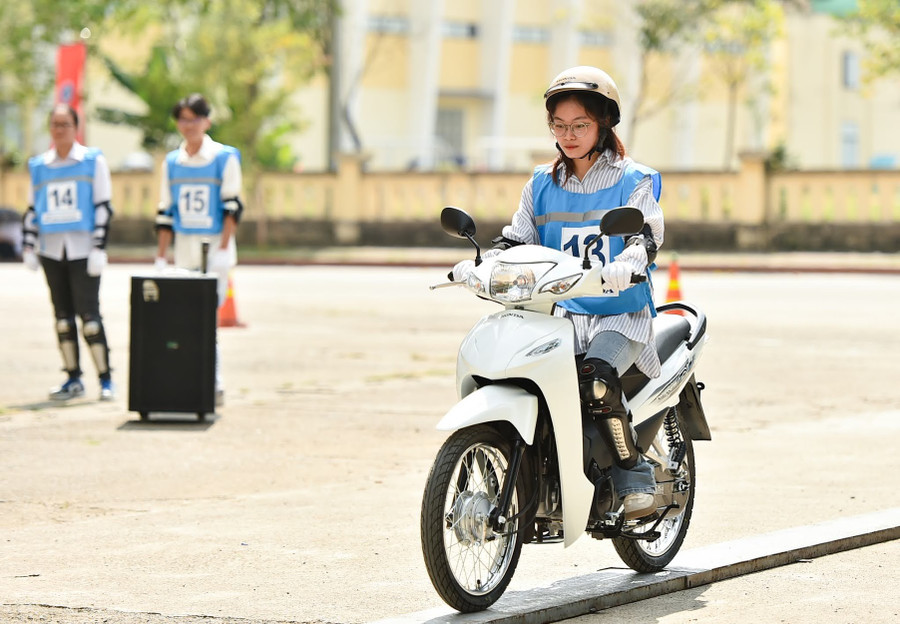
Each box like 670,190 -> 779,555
544,66 -> 621,127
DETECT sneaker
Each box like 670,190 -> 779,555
49,377 -> 85,401
623,493 -> 657,521
99,379 -> 115,401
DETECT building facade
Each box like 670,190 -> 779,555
68,0 -> 900,174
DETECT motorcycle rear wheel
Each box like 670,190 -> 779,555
613,407 -> 696,572
420,425 -> 525,612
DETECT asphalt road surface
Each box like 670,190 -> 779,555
1,262 -> 898,623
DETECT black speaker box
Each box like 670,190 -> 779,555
128,275 -> 217,420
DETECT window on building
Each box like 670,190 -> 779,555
512,25 -> 549,44
840,121 -> 860,168
368,15 -> 409,34
579,30 -> 612,47
435,108 -> 465,167
442,21 -> 478,39
842,50 -> 860,90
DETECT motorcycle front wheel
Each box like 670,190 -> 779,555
613,407 -> 696,572
420,424 -> 525,613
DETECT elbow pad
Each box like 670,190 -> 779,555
625,224 -> 658,265
22,207 -> 38,249
155,208 -> 174,232
92,201 -> 113,249
223,197 -> 244,223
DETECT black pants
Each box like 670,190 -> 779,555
40,255 -> 110,379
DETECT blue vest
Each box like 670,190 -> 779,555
29,149 -> 100,234
166,146 -> 240,235
532,162 -> 661,316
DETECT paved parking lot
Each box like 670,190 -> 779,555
1,262 -> 898,623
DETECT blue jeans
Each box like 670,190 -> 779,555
586,331 -> 656,498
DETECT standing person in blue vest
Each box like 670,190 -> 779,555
21,103 -> 115,401
154,93 -> 243,405
452,66 -> 664,522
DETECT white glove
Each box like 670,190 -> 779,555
86,248 -> 107,277
600,261 -> 636,292
23,248 -> 40,272
154,256 -> 168,273
208,248 -> 231,275
451,259 -> 475,282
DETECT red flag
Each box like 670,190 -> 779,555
55,42 -> 87,144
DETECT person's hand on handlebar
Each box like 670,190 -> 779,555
450,259 -> 475,282
601,242 -> 648,291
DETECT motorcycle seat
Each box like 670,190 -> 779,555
652,313 -> 692,362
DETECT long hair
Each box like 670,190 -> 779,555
546,91 -> 625,186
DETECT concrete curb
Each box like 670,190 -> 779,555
369,507 -> 900,624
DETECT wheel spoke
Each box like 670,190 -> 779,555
441,441 -> 517,595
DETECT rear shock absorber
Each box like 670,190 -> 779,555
664,408 -> 686,471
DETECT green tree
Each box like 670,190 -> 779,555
97,46 -> 190,152
627,0 -> 722,146
101,0 -> 337,171
842,0 -> 900,79
626,0 -> 800,162
701,0 -> 784,169
0,0 -> 109,162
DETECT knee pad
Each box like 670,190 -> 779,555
55,318 -> 80,374
83,319 -> 102,341
82,317 -> 110,376
56,318 -> 76,339
579,359 -> 621,415
579,358 -> 639,470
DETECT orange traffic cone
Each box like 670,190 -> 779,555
663,254 -> 685,316
218,276 -> 245,328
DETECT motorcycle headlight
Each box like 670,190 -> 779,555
466,271 -> 486,295
490,262 -> 555,303
539,273 -> 582,296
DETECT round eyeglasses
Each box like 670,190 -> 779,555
548,121 -> 593,138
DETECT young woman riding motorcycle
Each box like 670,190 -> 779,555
452,65 -> 664,522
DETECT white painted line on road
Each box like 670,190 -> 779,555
370,507 -> 900,624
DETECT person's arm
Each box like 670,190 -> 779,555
497,177 -> 540,249
155,159 -> 174,261
219,153 -> 243,249
626,176 -> 664,249
21,165 -> 40,269
452,177 -> 540,281
92,154 -> 113,250
611,175 -> 664,273
218,214 -> 237,251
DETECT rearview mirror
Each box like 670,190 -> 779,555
440,206 -> 482,265
599,206 -> 643,237
440,206 -> 476,239
583,207 -> 644,269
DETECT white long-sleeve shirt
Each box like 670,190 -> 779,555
494,149 -> 665,377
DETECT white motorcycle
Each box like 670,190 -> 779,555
420,206 -> 711,612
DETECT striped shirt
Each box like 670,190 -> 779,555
490,149 -> 665,378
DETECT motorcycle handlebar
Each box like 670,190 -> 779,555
445,269 -> 647,286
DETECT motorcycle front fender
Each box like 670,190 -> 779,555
436,384 -> 538,445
